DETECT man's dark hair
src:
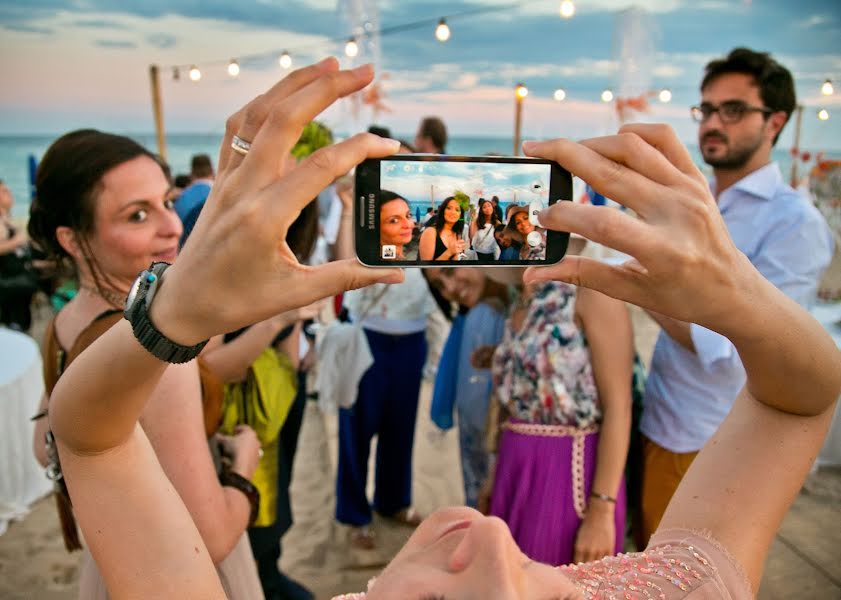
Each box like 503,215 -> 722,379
190,153 -> 214,178
701,47 -> 796,145
418,117 -> 447,152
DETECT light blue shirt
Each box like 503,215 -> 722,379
641,162 -> 834,453
456,302 -> 506,431
175,180 -> 212,223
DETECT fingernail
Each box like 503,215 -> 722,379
536,208 -> 550,227
317,56 -> 337,68
353,63 -> 374,76
522,140 -> 538,154
377,269 -> 403,284
386,138 -> 402,152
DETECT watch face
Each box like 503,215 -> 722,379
125,273 -> 144,312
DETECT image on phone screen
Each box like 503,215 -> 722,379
355,155 -> 571,267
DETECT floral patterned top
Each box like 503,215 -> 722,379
492,281 -> 600,427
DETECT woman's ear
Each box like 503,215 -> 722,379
55,226 -> 82,261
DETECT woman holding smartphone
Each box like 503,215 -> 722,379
41,60 -> 841,599
419,196 -> 466,260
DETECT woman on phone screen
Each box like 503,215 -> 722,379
419,196 -> 465,261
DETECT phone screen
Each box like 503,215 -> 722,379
355,155 -> 571,267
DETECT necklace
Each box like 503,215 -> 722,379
80,284 -> 126,308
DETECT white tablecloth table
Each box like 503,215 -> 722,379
812,302 -> 841,467
0,327 -> 51,536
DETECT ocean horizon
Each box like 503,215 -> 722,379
3,132 -> 838,221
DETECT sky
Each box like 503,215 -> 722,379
0,0 -> 839,150
381,159 -> 551,206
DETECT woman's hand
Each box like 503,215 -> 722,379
573,500 -> 615,563
447,238 -> 466,258
150,58 -> 404,347
522,124 -> 758,337
217,425 -> 261,479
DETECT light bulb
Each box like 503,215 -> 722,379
821,79 -> 833,96
560,0 -> 576,18
345,37 -> 359,58
554,88 -> 566,101
435,18 -> 450,42
818,108 -> 829,121
189,65 -> 201,82
227,60 -> 240,77
515,84 -> 528,99
279,51 -> 292,69
601,89 -> 613,102
658,88 -> 672,103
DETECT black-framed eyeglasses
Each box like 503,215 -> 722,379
690,101 -> 773,124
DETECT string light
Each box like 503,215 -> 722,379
559,0 -> 576,18
227,60 -> 240,77
435,18 -> 451,42
279,51 -> 292,69
821,79 -> 833,96
601,89 -> 614,102
189,65 -> 201,82
515,83 -> 528,99
818,108 -> 830,121
658,88 -> 672,103
345,37 -> 359,58
553,88 -> 566,101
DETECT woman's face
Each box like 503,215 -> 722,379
428,268 -> 485,308
481,201 -> 494,217
367,507 -> 579,599
380,198 -> 414,247
84,156 -> 181,290
443,200 -> 462,225
514,211 -> 534,235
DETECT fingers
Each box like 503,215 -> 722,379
523,138 -> 663,215
618,123 -> 704,183
268,133 -> 401,220
577,131 -> 687,197
219,57 -> 339,173
523,256 -> 646,307
537,202 -> 650,259
298,260 -> 403,299
238,64 -> 376,189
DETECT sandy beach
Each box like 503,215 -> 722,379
1,303 -> 840,599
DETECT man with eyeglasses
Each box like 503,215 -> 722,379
637,47 -> 834,545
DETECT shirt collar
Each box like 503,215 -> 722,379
713,162 -> 782,211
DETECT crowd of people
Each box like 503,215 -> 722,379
0,46 -> 838,600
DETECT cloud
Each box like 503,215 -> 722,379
452,72 -> 480,89
73,19 -> 130,29
795,14 -> 831,29
3,23 -> 52,34
94,39 -> 138,49
147,33 -> 177,49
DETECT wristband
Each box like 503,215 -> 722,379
590,492 -> 617,504
220,468 -> 260,526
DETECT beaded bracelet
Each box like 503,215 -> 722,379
590,491 -> 617,504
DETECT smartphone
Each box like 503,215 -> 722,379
355,154 -> 571,267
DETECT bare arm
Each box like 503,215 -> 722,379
0,229 -> 27,254
573,287 -> 633,563
333,177 -> 355,261
419,227 -> 437,261
524,124 -> 841,591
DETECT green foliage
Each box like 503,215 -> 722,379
453,190 -> 471,221
291,121 -> 334,160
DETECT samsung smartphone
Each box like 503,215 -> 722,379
355,154 -> 572,267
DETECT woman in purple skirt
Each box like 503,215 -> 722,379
487,279 -> 633,566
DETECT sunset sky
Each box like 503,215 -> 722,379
1,0 -> 839,150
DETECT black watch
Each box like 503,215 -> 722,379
124,262 -> 208,363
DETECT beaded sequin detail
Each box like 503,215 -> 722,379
558,543 -> 711,599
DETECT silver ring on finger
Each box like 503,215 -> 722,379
231,135 -> 252,156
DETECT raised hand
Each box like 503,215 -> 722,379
151,58 -> 404,347
522,124 -> 758,336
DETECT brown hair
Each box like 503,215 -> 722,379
418,116 -> 447,153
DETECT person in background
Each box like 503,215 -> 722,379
638,47 -> 835,543
414,116 -> 447,154
0,179 -> 37,331
175,153 -> 214,227
426,268 -> 507,508
490,195 -> 504,223
469,198 -> 502,262
494,224 -> 520,261
28,129 -> 262,599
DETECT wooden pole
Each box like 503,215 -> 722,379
149,65 -> 167,161
789,104 -> 803,187
513,94 -> 523,156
